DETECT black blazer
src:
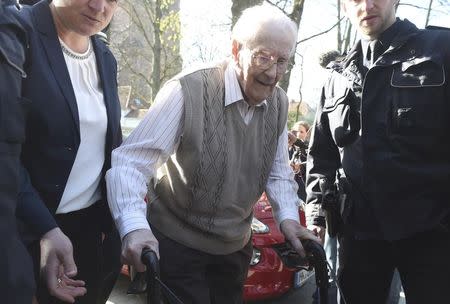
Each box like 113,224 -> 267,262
16,0 -> 122,232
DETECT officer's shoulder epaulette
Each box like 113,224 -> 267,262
425,25 -> 450,31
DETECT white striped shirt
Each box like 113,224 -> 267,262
106,63 -> 301,239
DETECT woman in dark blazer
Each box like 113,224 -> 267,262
16,1 -> 122,303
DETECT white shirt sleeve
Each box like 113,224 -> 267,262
265,125 -> 301,226
106,80 -> 184,239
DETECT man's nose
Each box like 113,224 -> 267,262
263,62 -> 278,80
361,0 -> 375,11
89,0 -> 106,13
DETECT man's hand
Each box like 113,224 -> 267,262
40,228 -> 87,303
280,219 -> 322,257
121,228 -> 159,273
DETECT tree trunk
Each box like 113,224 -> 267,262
425,0 -> 434,27
278,0 -> 306,92
151,0 -> 162,100
343,20 -> 353,53
337,0 -> 342,52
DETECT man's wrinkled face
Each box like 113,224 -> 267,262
342,0 -> 398,39
52,0 -> 117,36
232,30 -> 294,106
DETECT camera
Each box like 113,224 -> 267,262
292,138 -> 308,151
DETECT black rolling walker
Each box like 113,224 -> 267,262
141,248 -> 184,304
140,240 -> 331,304
302,240 -> 330,304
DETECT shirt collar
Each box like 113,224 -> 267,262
378,18 -> 402,50
224,62 -> 267,108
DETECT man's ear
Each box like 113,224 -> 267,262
231,40 -> 241,63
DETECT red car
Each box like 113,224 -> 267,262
244,193 -> 314,302
122,193 -> 314,301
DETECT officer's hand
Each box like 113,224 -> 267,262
280,219 -> 322,258
40,228 -> 87,303
307,224 -> 326,244
121,228 -> 159,273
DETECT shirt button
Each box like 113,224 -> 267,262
410,49 -> 416,55
66,146 -> 73,151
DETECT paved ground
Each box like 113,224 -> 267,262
107,274 -> 406,304
107,274 -> 316,304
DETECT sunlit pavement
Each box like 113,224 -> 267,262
107,273 -> 316,304
107,275 -> 146,304
107,274 -> 405,304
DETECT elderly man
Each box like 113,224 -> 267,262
305,0 -> 450,303
106,4 -> 319,303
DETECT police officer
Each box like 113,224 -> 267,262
305,0 -> 450,303
0,1 -> 35,302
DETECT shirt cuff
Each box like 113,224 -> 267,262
116,211 -> 151,240
274,206 -> 300,227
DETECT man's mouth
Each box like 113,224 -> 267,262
256,79 -> 275,87
83,14 -> 100,23
361,15 -> 377,22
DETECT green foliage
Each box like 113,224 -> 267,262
287,108 -> 315,130
160,11 -> 181,51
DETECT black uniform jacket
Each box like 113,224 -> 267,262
14,0 -> 122,238
306,19 -> 450,240
0,3 -> 35,303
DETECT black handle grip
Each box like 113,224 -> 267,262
141,248 -> 159,276
141,248 -> 161,304
303,239 -> 329,304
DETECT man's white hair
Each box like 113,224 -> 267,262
231,4 -> 298,56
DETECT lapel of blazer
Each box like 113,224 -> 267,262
31,1 -> 80,137
92,37 -> 115,154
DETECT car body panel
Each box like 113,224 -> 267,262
244,193 -> 311,302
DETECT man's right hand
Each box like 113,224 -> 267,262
121,228 -> 159,273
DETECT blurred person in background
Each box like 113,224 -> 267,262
288,120 -> 310,201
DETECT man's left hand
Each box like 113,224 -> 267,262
280,219 -> 322,257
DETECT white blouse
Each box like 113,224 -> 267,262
56,38 -> 108,214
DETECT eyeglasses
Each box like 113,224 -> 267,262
251,52 -> 290,74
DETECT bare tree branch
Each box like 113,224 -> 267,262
298,17 -> 345,44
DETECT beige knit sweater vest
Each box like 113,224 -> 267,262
148,62 -> 289,254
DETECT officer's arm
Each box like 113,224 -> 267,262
305,85 -> 341,228
16,165 -> 58,237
